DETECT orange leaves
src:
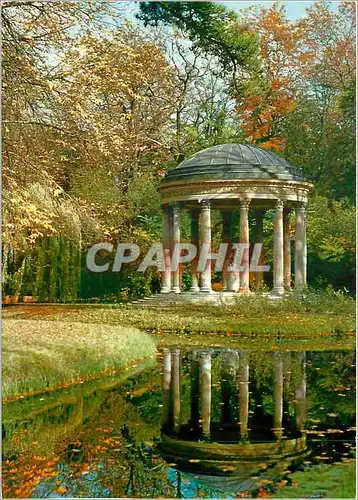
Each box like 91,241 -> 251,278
235,4 -> 305,150
260,138 -> 286,152
237,87 -> 294,151
236,1 -> 354,155
3,453 -> 59,498
54,487 -> 67,494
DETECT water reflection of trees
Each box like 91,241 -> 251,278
158,348 -> 355,496
2,348 -> 355,498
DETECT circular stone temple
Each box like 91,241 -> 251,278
158,143 -> 313,298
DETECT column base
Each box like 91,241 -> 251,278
227,274 -> 240,292
200,288 -> 214,293
238,287 -> 250,295
190,286 -> 200,293
171,287 -> 181,294
272,286 -> 285,296
272,429 -> 284,440
160,287 -> 171,294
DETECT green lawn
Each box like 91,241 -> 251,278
2,319 -> 156,401
57,302 -> 354,336
6,290 -> 354,336
2,291 -> 355,400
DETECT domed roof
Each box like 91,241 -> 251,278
162,143 -> 307,184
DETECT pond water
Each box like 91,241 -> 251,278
3,347 -> 356,498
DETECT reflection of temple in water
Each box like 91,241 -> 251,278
159,348 -> 308,493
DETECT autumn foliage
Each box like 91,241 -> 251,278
235,1 -> 356,152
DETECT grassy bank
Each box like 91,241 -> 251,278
2,291 -> 355,399
2,319 -> 156,401
8,290 -> 353,336
273,461 -> 356,498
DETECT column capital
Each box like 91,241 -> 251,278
199,199 -> 211,209
170,202 -> 181,211
239,199 -> 251,211
275,199 -> 285,211
296,201 -> 307,213
199,350 -> 213,359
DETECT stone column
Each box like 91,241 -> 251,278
295,202 -> 307,289
190,210 -> 200,292
273,200 -> 285,295
171,203 -> 181,293
172,349 -> 181,433
283,353 -> 292,429
239,200 -> 251,294
273,354 -> 284,439
161,206 -> 172,293
221,350 -> 238,424
255,210 -> 265,291
162,349 -> 172,428
295,352 -> 306,432
190,350 -> 200,427
283,207 -> 292,291
199,200 -> 212,293
200,351 -> 212,439
221,212 -> 231,291
238,351 -> 249,440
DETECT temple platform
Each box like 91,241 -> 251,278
132,291 -> 284,307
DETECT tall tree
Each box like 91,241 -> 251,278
137,1 -> 259,75
233,1 -> 355,201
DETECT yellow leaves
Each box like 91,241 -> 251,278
53,187 -> 64,197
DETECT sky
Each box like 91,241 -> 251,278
221,0 -> 339,20
125,1 -> 340,24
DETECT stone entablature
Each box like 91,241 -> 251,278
159,178 -> 312,206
